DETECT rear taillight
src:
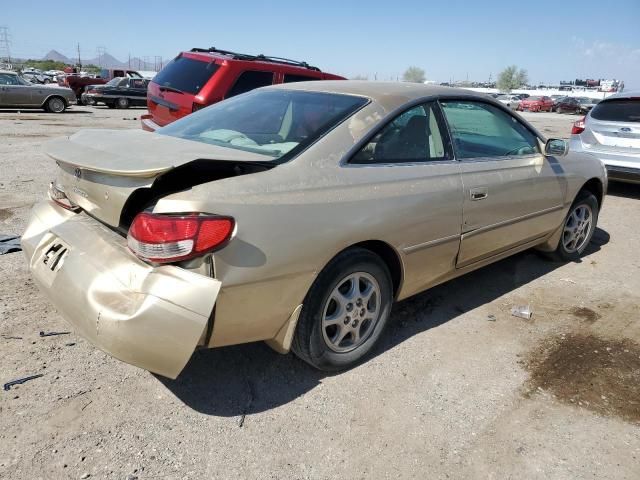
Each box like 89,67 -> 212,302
48,182 -> 80,212
571,116 -> 586,135
192,102 -> 206,113
127,213 -> 234,263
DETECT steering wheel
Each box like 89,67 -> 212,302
503,145 -> 533,156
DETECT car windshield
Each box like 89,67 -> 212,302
528,96 -> 542,101
106,77 -> 122,86
158,89 -> 368,162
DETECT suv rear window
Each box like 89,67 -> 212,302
227,71 -> 274,98
591,99 -> 640,123
283,74 -> 319,83
153,56 -> 219,95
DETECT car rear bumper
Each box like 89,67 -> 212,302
141,114 -> 161,132
21,201 -> 221,378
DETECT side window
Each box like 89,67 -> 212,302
283,74 -> 318,83
131,79 -> 145,89
118,78 -> 129,87
351,102 -> 449,164
0,74 -> 19,85
440,101 -> 539,159
113,70 -> 124,78
226,71 -> 274,98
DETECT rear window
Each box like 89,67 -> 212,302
158,90 -> 368,162
153,56 -> 219,95
283,74 -> 320,83
591,99 -> 640,123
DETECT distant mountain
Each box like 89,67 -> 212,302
41,50 -> 159,71
43,49 -> 73,63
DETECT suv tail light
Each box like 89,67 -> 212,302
571,116 -> 586,135
127,213 -> 234,263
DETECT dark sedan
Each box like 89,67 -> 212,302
82,77 -> 149,109
555,97 -> 600,115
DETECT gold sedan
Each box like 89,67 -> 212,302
22,81 -> 607,378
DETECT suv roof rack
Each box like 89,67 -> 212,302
189,47 -> 321,72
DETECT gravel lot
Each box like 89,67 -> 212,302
1,106 -> 639,480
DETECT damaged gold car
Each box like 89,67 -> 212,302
22,82 -> 607,378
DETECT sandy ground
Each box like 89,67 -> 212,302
0,106 -> 639,480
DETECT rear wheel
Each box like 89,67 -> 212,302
292,248 -> 393,371
44,96 -> 66,113
550,191 -> 599,261
116,97 -> 129,109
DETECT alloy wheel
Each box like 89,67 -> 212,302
321,272 -> 381,353
562,204 -> 593,253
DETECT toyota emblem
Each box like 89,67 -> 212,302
620,127 -> 632,132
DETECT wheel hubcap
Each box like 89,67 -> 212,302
51,99 -> 63,112
321,272 -> 381,353
562,204 -> 593,253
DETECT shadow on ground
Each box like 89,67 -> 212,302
158,228 -> 610,417
0,109 -> 93,114
607,181 -> 640,200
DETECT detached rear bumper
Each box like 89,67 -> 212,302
21,201 -> 221,378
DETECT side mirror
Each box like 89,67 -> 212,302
544,138 -> 568,157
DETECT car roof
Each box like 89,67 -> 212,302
266,80 -> 485,107
602,90 -> 640,101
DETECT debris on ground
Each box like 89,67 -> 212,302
3,374 -> 44,391
0,234 -> 21,255
511,305 -> 533,320
2,335 -> 23,340
487,314 -> 497,321
39,331 -> 71,337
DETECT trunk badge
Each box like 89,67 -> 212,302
74,168 -> 82,180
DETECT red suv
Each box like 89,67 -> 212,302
517,95 -> 554,112
141,48 -> 345,131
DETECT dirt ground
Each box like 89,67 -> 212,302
0,106 -> 639,480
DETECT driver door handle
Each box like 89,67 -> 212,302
470,187 -> 488,201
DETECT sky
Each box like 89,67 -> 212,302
2,0 -> 639,88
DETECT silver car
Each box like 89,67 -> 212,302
570,90 -> 640,183
0,70 -> 76,112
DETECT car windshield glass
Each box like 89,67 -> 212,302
528,96 -> 542,101
152,56 -> 219,95
158,89 -> 368,162
591,99 -> 640,123
106,77 -> 121,86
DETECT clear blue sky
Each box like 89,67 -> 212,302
3,0 -> 639,88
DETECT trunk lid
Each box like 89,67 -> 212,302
48,129 -> 274,229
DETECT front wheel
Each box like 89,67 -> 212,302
550,191 -> 599,261
291,248 -> 393,371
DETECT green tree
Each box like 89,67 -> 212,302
497,65 -> 528,92
402,66 -> 426,83
22,59 -> 68,71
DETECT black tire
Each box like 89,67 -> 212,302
116,97 -> 129,109
291,248 -> 393,371
549,191 -> 599,262
106,102 -> 116,109
44,96 -> 66,113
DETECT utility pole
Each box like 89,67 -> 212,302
96,45 -> 106,67
76,43 -> 82,69
128,53 -> 131,69
0,26 -> 12,66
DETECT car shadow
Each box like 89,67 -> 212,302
157,228 -> 610,417
607,181 -> 640,200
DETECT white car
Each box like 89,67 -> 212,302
570,90 -> 639,184
496,94 -> 521,110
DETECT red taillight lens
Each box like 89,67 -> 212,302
571,116 -> 586,135
127,213 -> 234,263
48,182 -> 80,212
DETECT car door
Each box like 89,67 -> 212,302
440,99 -> 566,267
0,73 -> 33,106
347,101 -> 463,297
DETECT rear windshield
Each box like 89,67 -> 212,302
152,56 -> 219,95
591,99 -> 640,123
158,89 -> 368,162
